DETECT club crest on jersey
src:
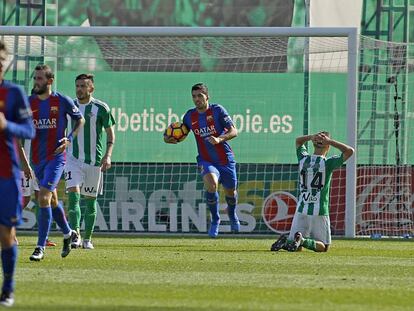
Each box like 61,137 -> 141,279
0,100 -> 4,108
50,106 -> 59,114
206,115 -> 213,121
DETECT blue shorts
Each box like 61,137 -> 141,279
0,178 -> 23,227
33,157 -> 65,191
197,160 -> 237,190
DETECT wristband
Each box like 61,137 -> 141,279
67,133 -> 73,143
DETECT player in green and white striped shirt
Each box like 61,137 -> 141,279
65,73 -> 115,249
271,131 -> 354,252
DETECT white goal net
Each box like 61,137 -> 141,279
3,27 -> 411,238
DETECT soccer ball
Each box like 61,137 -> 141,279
164,122 -> 189,142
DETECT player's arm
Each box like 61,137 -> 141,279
295,134 -> 315,148
207,105 -> 238,145
17,140 -> 34,179
323,136 -> 355,161
54,96 -> 85,155
0,88 -> 35,139
207,125 -> 238,145
54,116 -> 85,155
101,126 -> 115,172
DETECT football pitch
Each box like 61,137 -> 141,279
11,235 -> 414,310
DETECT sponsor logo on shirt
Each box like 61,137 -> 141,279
33,118 -> 57,129
193,125 -> 216,138
301,192 -> 318,203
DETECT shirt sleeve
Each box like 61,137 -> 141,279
182,111 -> 191,130
63,95 -> 83,120
102,108 -> 115,129
296,145 -> 308,161
5,86 -> 35,139
326,154 -> 344,171
217,105 -> 234,129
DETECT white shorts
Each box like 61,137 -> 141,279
64,156 -> 103,197
20,171 -> 40,197
288,212 -> 331,245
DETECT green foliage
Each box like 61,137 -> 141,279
12,235 -> 414,310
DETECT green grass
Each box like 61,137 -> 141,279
10,235 -> 414,310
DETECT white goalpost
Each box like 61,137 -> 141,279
0,26 -> 363,238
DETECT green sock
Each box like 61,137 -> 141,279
84,198 -> 97,240
68,192 -> 81,231
302,238 -> 317,251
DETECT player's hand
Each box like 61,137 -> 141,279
101,155 -> 112,172
163,135 -> 178,144
206,136 -> 222,145
0,112 -> 7,132
318,132 -> 331,146
53,137 -> 70,155
21,162 -> 34,179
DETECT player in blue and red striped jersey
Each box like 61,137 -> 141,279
0,40 -> 35,307
28,64 -> 85,261
165,83 -> 239,238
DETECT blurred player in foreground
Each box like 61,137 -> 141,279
0,39 -> 35,306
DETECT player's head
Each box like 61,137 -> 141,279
0,40 -> 8,81
313,131 -> 330,155
75,73 -> 95,102
191,83 -> 209,112
33,64 -> 54,95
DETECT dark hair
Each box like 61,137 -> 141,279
320,131 -> 330,137
0,40 -> 7,53
75,73 -> 94,83
34,64 -> 54,79
191,83 -> 208,97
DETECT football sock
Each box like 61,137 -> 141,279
68,192 -> 81,231
34,201 -> 39,218
51,203 -> 71,236
302,238 -> 317,251
206,191 -> 220,224
1,244 -> 17,293
37,207 -> 52,247
225,195 -> 238,221
84,198 -> 97,240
